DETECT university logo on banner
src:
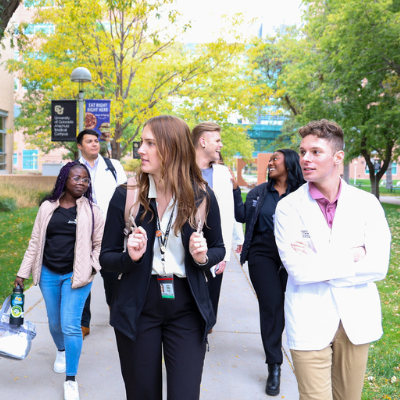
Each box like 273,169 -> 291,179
85,100 -> 111,142
51,100 -> 77,142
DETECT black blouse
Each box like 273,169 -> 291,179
43,206 -> 77,274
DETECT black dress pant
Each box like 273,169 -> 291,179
114,275 -> 207,400
205,269 -> 223,319
248,232 -> 288,365
81,270 -> 119,327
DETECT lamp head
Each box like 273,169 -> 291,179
71,67 -> 91,83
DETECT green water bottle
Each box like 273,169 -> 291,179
9,285 -> 24,326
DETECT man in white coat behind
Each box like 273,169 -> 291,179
274,119 -> 391,400
77,129 -> 127,338
191,122 -> 235,325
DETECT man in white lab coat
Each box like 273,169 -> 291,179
274,119 -> 391,400
191,122 -> 234,323
77,129 -> 127,338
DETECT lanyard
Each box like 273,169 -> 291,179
155,206 -> 174,276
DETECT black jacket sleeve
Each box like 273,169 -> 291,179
233,187 -> 245,223
192,187 -> 225,271
100,186 -> 146,273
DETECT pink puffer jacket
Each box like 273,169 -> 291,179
17,196 -> 104,288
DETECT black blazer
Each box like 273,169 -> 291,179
100,185 -> 225,342
234,183 -> 270,264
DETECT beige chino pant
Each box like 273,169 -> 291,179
291,322 -> 370,400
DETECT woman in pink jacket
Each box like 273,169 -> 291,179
14,161 -> 104,400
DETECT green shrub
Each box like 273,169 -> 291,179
36,191 -> 50,205
0,197 -> 17,212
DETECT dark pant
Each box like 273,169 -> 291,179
248,232 -> 288,365
205,269 -> 223,319
81,269 -> 119,327
115,275 -> 207,400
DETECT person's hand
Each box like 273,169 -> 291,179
351,246 -> 366,262
291,241 -> 311,254
189,232 -> 208,264
216,261 -> 226,274
14,276 -> 25,289
227,167 -> 239,190
127,226 -> 148,262
235,244 -> 243,254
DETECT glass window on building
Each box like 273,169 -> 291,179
22,150 -> 39,170
25,23 -> 55,35
25,0 -> 55,8
391,162 -> 397,175
0,114 -> 6,171
367,161 -> 398,175
13,153 -> 18,166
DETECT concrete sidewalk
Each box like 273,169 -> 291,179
0,248 -> 299,399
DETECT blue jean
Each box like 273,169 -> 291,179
39,265 -> 92,376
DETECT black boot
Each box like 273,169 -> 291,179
266,364 -> 281,396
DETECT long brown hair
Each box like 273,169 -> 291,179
134,115 -> 208,234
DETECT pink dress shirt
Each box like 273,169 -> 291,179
308,180 -> 342,228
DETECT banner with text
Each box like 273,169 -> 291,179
51,100 -> 77,142
85,99 -> 111,142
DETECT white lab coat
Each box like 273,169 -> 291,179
274,179 -> 391,350
232,221 -> 244,248
79,155 -> 127,217
211,164 -> 235,261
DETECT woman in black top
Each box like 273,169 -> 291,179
100,115 -> 225,400
233,149 -> 305,396
14,162 -> 104,400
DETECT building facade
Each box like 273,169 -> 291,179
0,37 -> 15,174
1,2 -> 67,175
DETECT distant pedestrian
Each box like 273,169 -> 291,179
232,149 -> 305,396
274,119 -> 391,400
14,161 -> 104,400
100,115 -> 225,400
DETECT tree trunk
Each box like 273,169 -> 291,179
361,141 -> 392,200
386,160 -> 392,189
370,173 -> 380,198
110,139 -> 121,160
0,0 -> 20,39
343,163 -> 349,184
111,123 -> 123,159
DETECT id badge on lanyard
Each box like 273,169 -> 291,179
156,206 -> 175,299
157,274 -> 175,299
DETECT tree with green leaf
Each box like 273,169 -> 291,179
8,0 -> 257,161
250,0 -> 400,198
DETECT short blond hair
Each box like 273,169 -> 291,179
191,122 -> 221,147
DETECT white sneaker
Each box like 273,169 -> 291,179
64,380 -> 79,400
54,350 -> 66,373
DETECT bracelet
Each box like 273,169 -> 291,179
194,254 -> 208,266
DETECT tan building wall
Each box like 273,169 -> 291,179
0,37 -> 15,174
0,3 -> 69,173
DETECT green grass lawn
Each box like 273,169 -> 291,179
0,207 -> 37,302
362,203 -> 400,399
0,202 -> 399,397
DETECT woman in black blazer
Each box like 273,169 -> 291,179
233,149 -> 305,396
100,115 -> 225,400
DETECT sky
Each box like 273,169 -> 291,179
174,0 -> 304,42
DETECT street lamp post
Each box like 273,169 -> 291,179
70,67 -> 92,134
353,160 -> 357,185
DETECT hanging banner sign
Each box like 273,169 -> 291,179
51,100 -> 77,142
85,99 -> 111,142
